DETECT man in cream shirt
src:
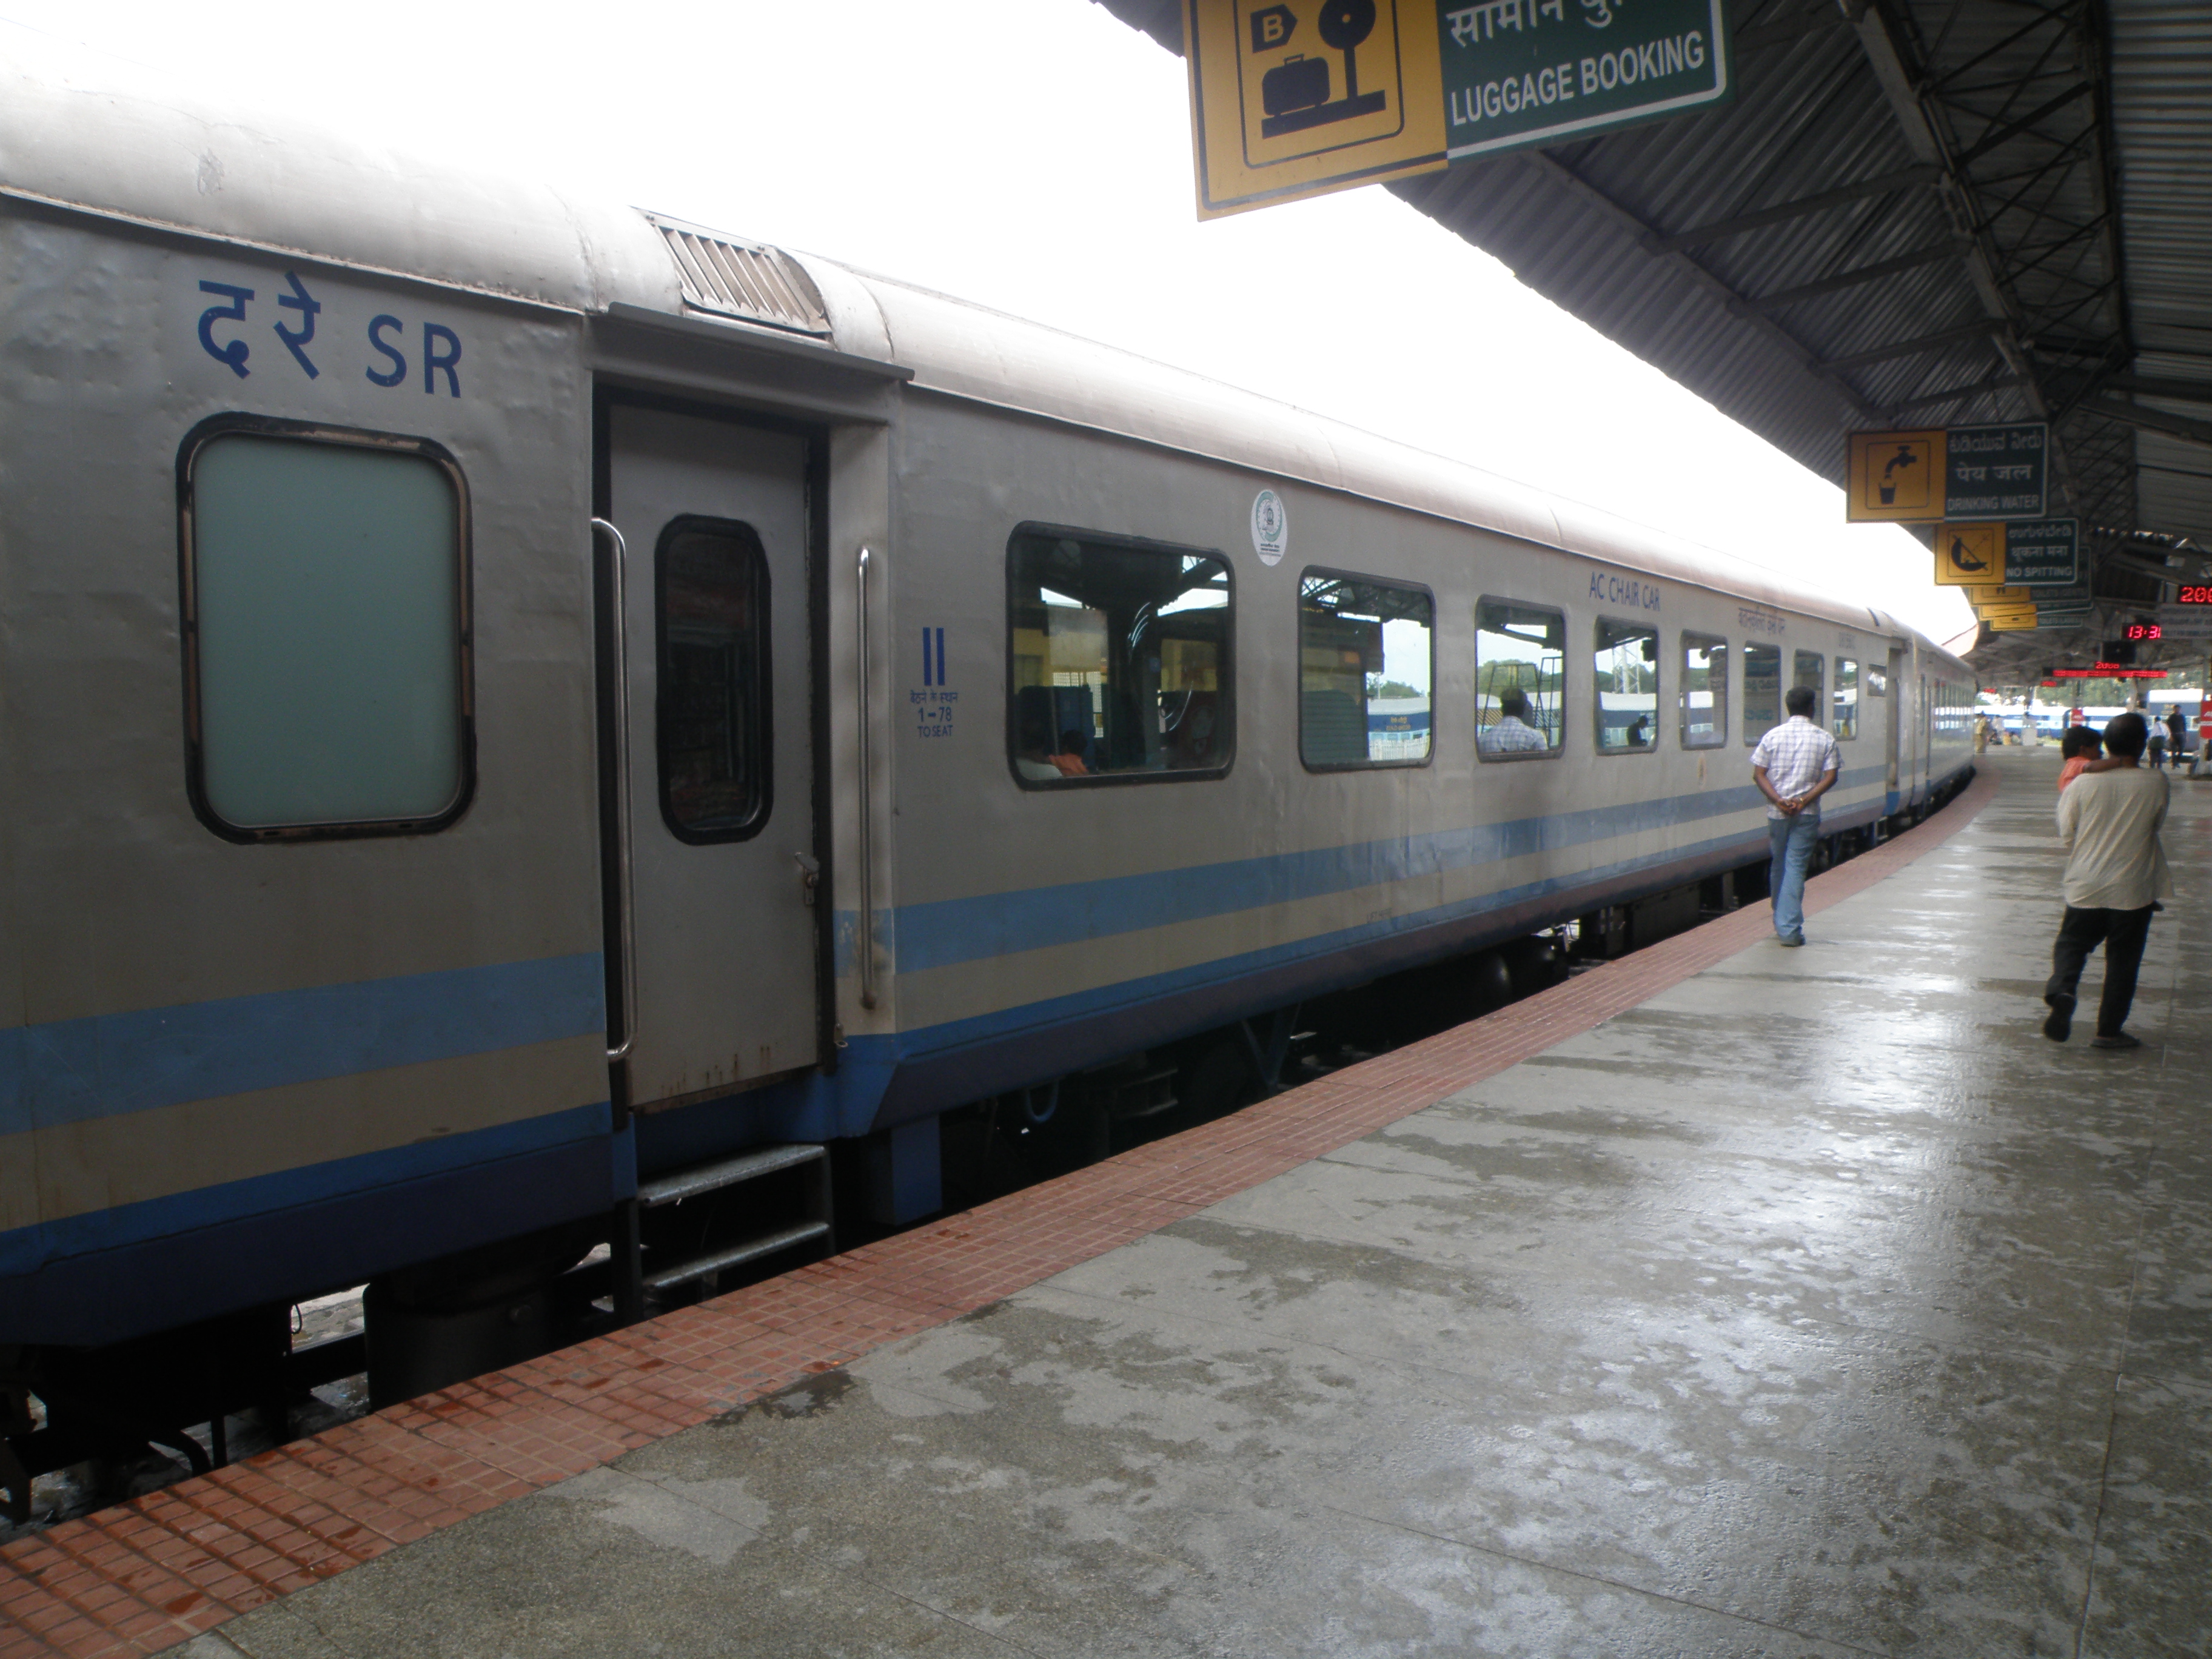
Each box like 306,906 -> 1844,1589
2044,712 -> 2172,1048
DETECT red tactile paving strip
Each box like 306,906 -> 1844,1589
0,771 -> 2001,1657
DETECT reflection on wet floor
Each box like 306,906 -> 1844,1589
187,752 -> 2212,1659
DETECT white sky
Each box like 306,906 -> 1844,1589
6,0 -> 1971,642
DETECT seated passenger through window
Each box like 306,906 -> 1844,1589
1050,729 -> 1091,777
1008,526 -> 1232,785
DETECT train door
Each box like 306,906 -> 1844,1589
1884,645 -> 1904,798
1919,674 -> 1932,797
604,402 -> 819,1107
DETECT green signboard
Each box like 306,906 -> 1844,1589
2003,519 -> 2079,587
1943,422 -> 2048,518
1438,0 -> 1731,160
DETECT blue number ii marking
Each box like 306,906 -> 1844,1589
921,626 -> 945,687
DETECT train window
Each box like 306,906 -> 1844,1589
1007,526 -> 1232,786
1865,663 -> 1889,698
1474,599 -> 1564,759
1834,659 -> 1860,740
179,419 -> 471,840
1593,619 -> 1659,754
1742,644 -> 1781,743
1680,633 -> 1728,749
657,517 -> 769,840
1794,651 -> 1826,723
1298,571 -> 1433,769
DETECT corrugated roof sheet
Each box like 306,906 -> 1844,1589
1096,0 -> 2212,679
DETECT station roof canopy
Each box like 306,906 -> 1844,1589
1102,1 -> 2212,677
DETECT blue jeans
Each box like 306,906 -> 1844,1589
1767,813 -> 1820,940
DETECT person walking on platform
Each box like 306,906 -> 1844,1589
1751,685 -> 1840,948
2165,705 -> 2187,770
2043,712 -> 2172,1049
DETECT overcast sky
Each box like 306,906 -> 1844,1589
7,0 -> 1971,642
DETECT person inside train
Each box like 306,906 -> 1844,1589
1049,729 -> 1092,778
2057,724 -> 2103,790
1479,688 -> 1549,754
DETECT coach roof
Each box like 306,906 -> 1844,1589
1,35 -> 1952,661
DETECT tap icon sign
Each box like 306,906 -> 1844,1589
1879,443 -> 1920,506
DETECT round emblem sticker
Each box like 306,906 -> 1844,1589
1250,489 -> 1287,566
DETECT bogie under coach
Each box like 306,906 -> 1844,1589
0,51 -> 1975,1486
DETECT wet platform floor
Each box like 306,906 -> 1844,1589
181,751 -> 2211,1657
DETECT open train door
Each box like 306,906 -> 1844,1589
598,400 -> 822,1111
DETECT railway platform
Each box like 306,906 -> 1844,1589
6,748 -> 2209,1657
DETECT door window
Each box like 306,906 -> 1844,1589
657,517 -> 771,840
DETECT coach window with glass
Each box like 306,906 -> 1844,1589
1298,571 -> 1433,769
180,419 -> 471,839
1594,618 -> 1659,754
1474,599 -> 1564,759
1743,643 -> 1781,743
1794,651 -> 1826,723
1680,632 -> 1727,749
1833,658 -> 1859,741
1007,527 -> 1232,785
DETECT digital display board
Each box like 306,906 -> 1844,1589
2176,585 -> 2212,605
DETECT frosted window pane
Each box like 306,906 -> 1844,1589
193,435 -> 463,828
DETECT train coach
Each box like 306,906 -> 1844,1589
0,49 -> 1974,1475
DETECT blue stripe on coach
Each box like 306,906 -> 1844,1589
876,765 -> 1889,976
0,953 -> 605,1135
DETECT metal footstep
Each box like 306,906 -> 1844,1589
623,1143 -> 835,1307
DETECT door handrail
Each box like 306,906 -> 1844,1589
856,546 -> 877,1010
592,517 -> 639,1064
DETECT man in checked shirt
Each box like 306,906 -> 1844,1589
1751,685 -> 1842,947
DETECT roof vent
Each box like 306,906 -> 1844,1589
648,215 -> 832,337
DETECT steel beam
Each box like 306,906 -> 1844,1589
1641,166 -> 1940,254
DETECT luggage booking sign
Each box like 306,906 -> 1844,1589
1439,0 -> 1729,159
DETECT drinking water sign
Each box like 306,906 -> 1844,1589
1184,1 -> 1732,218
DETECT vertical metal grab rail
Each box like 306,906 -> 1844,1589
856,546 -> 878,1010
591,517 -> 639,1063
